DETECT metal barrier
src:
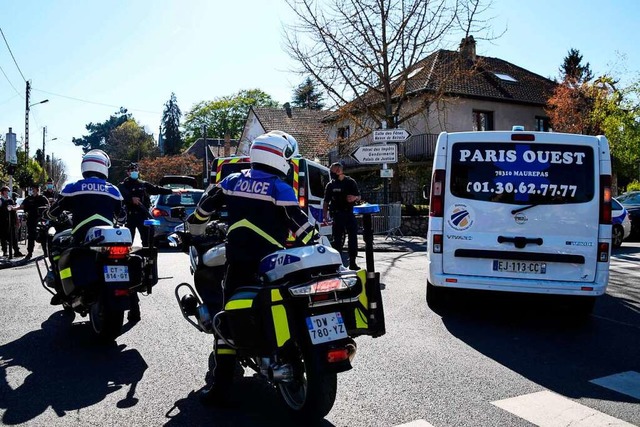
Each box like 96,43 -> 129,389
369,202 -> 403,240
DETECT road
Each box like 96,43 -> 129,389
0,243 -> 639,426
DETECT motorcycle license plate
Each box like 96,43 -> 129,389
104,265 -> 130,282
306,312 -> 347,344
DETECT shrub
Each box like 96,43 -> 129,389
626,180 -> 640,193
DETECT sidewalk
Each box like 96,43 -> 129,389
357,234 -> 427,252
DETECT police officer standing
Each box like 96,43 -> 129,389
43,178 -> 57,202
0,186 -> 23,258
118,163 -> 173,247
17,184 -> 50,259
323,162 -> 361,270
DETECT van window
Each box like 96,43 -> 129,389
450,142 -> 595,205
219,162 -> 250,181
308,163 -> 329,198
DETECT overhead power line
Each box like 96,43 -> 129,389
0,63 -> 22,97
34,88 -> 162,115
0,27 -> 27,82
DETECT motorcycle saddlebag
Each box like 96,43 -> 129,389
58,247 -> 101,297
223,287 -> 287,355
342,270 -> 386,339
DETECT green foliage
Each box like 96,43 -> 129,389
108,120 -> 160,183
161,92 -> 183,155
560,48 -> 593,84
292,77 -> 325,110
183,89 -> 279,146
72,108 -> 131,153
625,180 -> 640,192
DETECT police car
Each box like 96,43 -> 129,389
611,197 -> 631,248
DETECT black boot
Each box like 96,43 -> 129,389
128,293 -> 141,322
198,382 -> 230,407
50,293 -> 64,305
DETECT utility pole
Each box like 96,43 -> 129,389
25,80 -> 31,163
202,124 -> 208,188
42,126 -> 46,169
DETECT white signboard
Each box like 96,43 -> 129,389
380,168 -> 394,178
351,144 -> 398,164
373,129 -> 411,143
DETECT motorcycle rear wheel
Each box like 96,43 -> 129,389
277,345 -> 337,420
89,298 -> 124,341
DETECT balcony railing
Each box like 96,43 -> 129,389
328,132 -> 438,166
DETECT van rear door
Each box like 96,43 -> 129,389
442,132 -> 601,283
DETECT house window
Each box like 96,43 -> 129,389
337,126 -> 350,139
472,110 -> 494,131
535,116 -> 551,132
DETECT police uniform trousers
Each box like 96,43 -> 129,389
331,210 -> 359,265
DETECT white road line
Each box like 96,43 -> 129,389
492,390 -> 635,426
394,421 -> 435,427
590,371 -> 640,400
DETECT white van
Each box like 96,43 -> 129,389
426,130 -> 612,314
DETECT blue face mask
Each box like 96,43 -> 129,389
46,184 -> 53,190
130,171 -> 139,180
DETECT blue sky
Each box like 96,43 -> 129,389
1,0 -> 638,184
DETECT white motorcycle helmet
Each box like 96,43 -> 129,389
250,130 -> 300,176
81,149 -> 111,179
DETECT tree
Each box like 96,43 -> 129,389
283,0 -> 496,131
161,92 -> 183,155
137,154 -> 202,185
71,108 -> 131,153
108,120 -> 160,183
182,89 -> 279,146
560,48 -> 593,86
292,77 -> 325,110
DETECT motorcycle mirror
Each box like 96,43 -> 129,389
170,206 -> 187,219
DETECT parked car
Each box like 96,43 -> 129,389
611,197 -> 631,247
615,191 -> 640,240
150,176 -> 203,246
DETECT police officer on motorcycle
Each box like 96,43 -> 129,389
47,149 -> 125,305
187,130 -> 317,406
118,162 -> 173,247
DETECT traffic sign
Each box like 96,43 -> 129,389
373,128 -> 411,142
351,144 -> 398,164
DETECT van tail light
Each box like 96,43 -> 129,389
152,208 -> 169,218
432,234 -> 443,254
599,175 -> 612,224
298,195 -> 307,209
430,169 -> 445,217
107,245 -> 131,259
597,242 -> 609,263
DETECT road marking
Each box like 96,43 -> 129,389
492,390 -> 635,426
590,371 -> 640,400
394,421 -> 434,427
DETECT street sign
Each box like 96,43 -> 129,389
373,128 -> 411,143
380,168 -> 394,178
351,144 -> 398,164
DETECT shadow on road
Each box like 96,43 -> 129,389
436,290 -> 640,404
0,311 -> 148,425
163,375 -> 336,427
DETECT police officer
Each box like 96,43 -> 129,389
47,150 -> 125,305
0,186 -> 23,258
43,178 -> 57,202
323,162 -> 361,270
188,130 -> 316,406
118,163 -> 173,247
17,184 -> 50,259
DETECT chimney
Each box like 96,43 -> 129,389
459,35 -> 477,62
284,102 -> 292,118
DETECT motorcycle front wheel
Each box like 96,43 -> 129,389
89,297 -> 124,341
277,344 -> 337,420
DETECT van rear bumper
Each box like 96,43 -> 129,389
427,271 -> 608,296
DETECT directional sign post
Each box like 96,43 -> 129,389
373,128 -> 411,143
350,144 -> 398,164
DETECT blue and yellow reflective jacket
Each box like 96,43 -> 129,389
190,168 -> 315,264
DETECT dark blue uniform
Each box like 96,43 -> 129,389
118,177 -> 172,246
324,174 -> 360,268
48,177 -> 124,244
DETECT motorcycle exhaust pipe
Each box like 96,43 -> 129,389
269,363 -> 294,383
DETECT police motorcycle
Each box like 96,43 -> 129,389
36,213 -> 160,341
173,205 -> 386,419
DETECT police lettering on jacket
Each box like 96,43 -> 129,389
80,182 -> 108,192
233,180 -> 271,195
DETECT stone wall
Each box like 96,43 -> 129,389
400,215 -> 428,237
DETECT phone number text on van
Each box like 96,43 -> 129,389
466,181 -> 578,197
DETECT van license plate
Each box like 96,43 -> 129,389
104,265 -> 130,282
306,312 -> 347,344
493,260 -> 546,274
